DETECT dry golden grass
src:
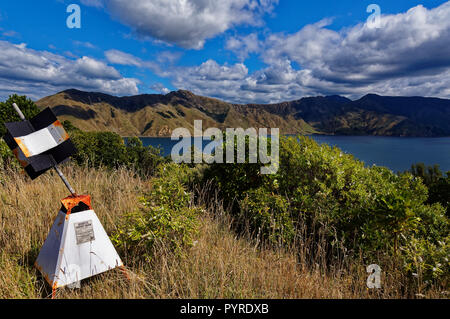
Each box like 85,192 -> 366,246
0,164 -> 147,298
0,164 -> 445,299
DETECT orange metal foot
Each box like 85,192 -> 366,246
51,288 -> 56,299
61,194 -> 92,220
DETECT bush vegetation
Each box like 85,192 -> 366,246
111,163 -> 202,260
203,136 -> 449,286
67,125 -> 166,177
3,163 -> 418,299
410,163 -> 450,216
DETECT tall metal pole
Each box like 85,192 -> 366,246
12,103 -> 77,196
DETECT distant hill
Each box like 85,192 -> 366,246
35,89 -> 450,137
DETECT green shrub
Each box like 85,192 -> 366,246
409,163 -> 450,217
111,163 -> 201,260
399,202 -> 449,283
410,163 -> 443,185
71,130 -> 128,168
401,235 -> 449,284
203,135 -> 449,285
241,187 -> 294,245
202,134 -> 276,206
70,130 -> 164,176
428,177 -> 450,216
0,139 -> 16,169
125,136 -> 164,177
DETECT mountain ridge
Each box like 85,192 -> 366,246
35,89 -> 450,137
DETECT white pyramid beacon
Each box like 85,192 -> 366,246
3,103 -> 127,298
35,195 -> 125,297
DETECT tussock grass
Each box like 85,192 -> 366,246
0,164 -> 445,299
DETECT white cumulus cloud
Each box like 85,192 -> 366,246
226,33 -> 261,60
88,0 -> 278,49
0,41 -> 139,100
174,2 -> 450,103
83,2 -> 450,104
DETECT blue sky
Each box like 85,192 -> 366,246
0,0 -> 449,103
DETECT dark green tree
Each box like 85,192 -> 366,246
125,136 -> 164,176
0,94 -> 40,135
410,163 -> 443,185
410,163 -> 449,216
71,131 -> 128,168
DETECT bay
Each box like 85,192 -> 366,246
134,135 -> 450,173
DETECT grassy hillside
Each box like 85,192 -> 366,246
36,89 -> 317,137
35,89 -> 450,137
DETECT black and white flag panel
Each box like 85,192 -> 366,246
3,107 -> 77,179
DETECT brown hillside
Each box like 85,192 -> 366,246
35,89 -> 450,137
